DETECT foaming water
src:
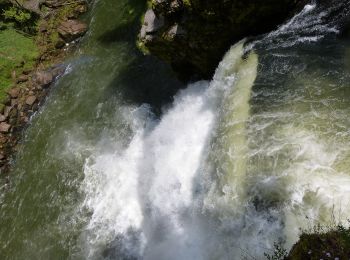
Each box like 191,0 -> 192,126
79,42 -> 263,259
247,1 -> 350,51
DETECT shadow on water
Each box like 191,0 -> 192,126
97,0 -> 184,115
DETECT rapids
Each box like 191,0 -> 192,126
1,0 -> 350,259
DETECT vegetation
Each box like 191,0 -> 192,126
262,223 -> 350,260
0,0 -> 39,103
287,224 -> 350,259
0,0 -> 85,104
0,29 -> 39,102
0,1 -> 38,33
264,243 -> 288,260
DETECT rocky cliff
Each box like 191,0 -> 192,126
139,0 -> 306,80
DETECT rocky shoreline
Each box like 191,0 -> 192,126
0,0 -> 89,174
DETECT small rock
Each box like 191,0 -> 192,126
34,71 -> 53,87
39,21 -> 48,32
16,75 -> 28,83
11,70 -> 16,80
55,38 -> 66,49
0,122 -> 11,133
11,99 -> 18,107
9,108 -> 17,119
0,154 -> 4,160
26,96 -> 37,106
167,24 -> 186,39
0,115 -> 7,122
140,9 -> 164,40
22,69 -> 31,75
7,88 -> 20,98
57,19 -> 88,42
3,95 -> 11,106
3,106 -> 11,117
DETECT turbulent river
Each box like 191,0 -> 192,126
1,0 -> 350,259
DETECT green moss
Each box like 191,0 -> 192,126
0,28 -> 39,103
182,0 -> 192,8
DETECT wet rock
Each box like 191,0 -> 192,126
26,96 -> 37,106
34,70 -> 53,87
57,19 -> 88,42
0,123 -> 11,133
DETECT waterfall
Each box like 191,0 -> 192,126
80,40 -> 260,259
1,0 -> 350,259
78,2 -> 350,259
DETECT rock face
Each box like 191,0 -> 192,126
140,0 -> 306,80
57,19 -> 88,42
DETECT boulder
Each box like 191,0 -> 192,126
57,19 -> 88,42
140,0 -> 307,80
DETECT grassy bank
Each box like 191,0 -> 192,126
0,0 -> 88,173
0,28 -> 39,103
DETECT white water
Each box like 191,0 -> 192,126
76,3 -> 350,260
79,42 -> 266,259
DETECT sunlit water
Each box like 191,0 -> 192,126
1,1 -> 350,259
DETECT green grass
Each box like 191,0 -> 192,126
0,28 -> 39,103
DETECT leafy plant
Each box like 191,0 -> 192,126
2,6 -> 31,24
